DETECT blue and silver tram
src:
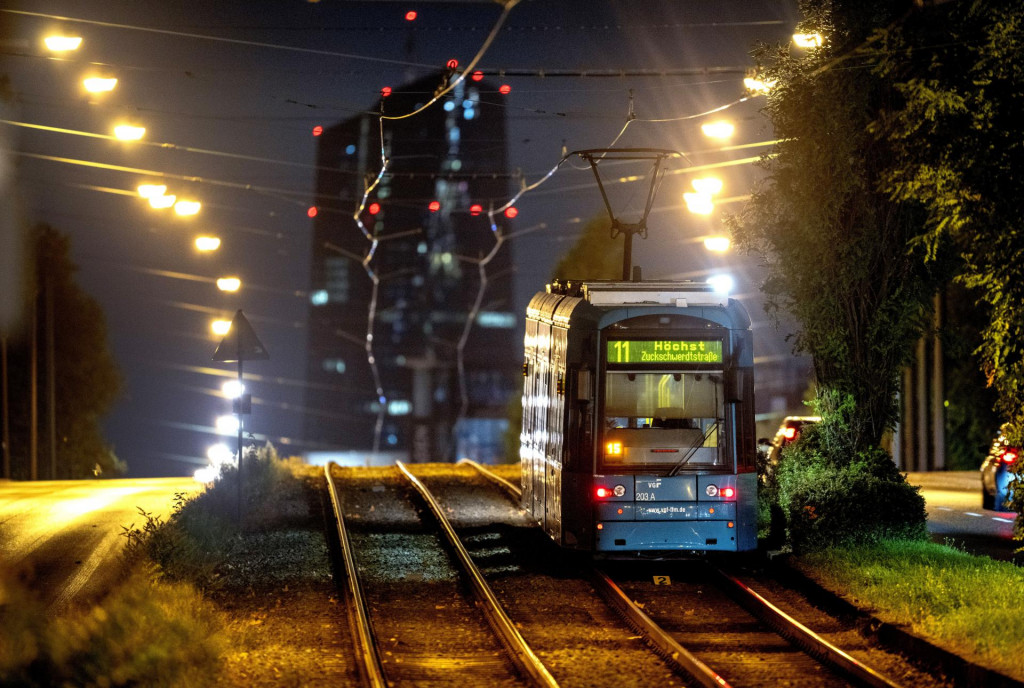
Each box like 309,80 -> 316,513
520,280 -> 758,554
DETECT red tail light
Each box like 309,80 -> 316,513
720,486 -> 736,499
595,487 -> 610,498
1002,450 -> 1018,465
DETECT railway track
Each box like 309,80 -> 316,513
325,462 -> 558,687
463,460 -> 947,688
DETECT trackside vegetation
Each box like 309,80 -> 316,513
0,446 -> 339,687
796,540 -> 1024,682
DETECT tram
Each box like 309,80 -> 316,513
520,279 -> 757,554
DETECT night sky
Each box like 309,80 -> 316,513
2,0 -> 809,477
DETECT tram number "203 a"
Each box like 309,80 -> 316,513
635,492 -> 657,501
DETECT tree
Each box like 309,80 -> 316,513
871,0 -> 1024,529
550,215 -> 623,283
6,224 -> 124,478
730,0 -> 941,457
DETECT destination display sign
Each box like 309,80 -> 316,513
606,339 -> 723,364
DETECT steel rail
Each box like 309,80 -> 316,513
712,567 -> 906,688
461,459 -> 731,687
324,463 -> 388,688
458,458 -> 522,501
396,461 -> 560,688
589,569 -> 734,688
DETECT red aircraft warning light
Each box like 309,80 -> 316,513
469,204 -> 483,216
499,84 -> 511,95
312,125 -> 323,137
405,10 -> 417,21
381,86 -> 392,97
428,200 -> 441,212
504,207 -> 518,219
446,59 -> 459,70
368,202 -> 381,215
307,206 -> 318,218
471,70 -> 484,82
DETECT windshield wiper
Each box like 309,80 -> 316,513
668,420 -> 720,477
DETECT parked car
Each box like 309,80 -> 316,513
767,415 -> 821,466
981,430 -> 1018,511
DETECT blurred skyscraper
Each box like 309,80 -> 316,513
305,72 -> 518,462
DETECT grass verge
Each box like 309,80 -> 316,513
794,538 -> 1024,681
1,449 -> 349,687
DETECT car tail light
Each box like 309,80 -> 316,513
596,487 -> 610,498
720,486 -> 736,499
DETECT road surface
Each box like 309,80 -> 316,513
0,477 -> 204,614
906,471 -> 1021,564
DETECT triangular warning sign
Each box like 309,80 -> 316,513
212,310 -> 270,362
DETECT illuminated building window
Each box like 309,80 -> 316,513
321,358 -> 346,374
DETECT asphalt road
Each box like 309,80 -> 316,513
906,471 -> 1022,565
0,477 -> 203,614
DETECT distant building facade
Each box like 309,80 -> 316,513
305,73 -> 518,462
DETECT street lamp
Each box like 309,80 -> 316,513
707,274 -> 734,294
174,200 -> 201,216
703,236 -> 731,252
137,184 -> 167,199
222,380 -> 245,398
211,319 -> 231,336
148,194 -> 176,209
216,277 -> 241,293
114,124 -> 145,141
195,236 -> 221,252
83,77 -> 117,93
701,121 -> 734,139
691,177 -> 723,195
215,414 -> 240,435
744,76 -> 777,94
684,191 -> 714,215
793,32 -> 823,48
44,35 -> 82,52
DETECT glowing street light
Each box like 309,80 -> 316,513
707,274 -> 734,294
137,184 -> 167,199
114,124 -> 146,141
211,319 -> 231,336
195,236 -> 221,252
215,414 -> 240,435
44,35 -> 82,52
148,194 -> 176,209
683,191 -> 714,215
83,77 -> 117,93
173,200 -> 201,216
691,177 -> 723,195
217,277 -> 241,292
222,380 -> 245,399
744,76 -> 777,94
701,121 -> 735,139
793,32 -> 823,48
704,236 -> 731,252
207,443 -> 235,466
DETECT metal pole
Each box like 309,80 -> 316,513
236,354 -> 243,525
30,291 -> 37,481
622,229 -> 633,281
1,335 -> 9,480
46,276 -> 56,479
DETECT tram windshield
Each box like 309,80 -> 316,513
602,371 -> 725,469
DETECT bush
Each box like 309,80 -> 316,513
0,567 -> 224,687
775,429 -> 927,552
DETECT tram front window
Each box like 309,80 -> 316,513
602,371 -> 724,469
